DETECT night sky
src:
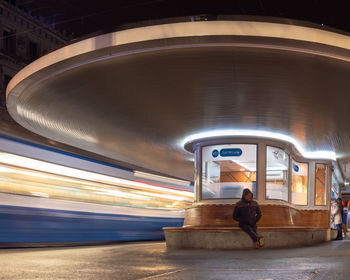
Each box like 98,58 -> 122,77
10,0 -> 350,39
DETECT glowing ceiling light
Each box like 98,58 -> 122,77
182,129 -> 336,161
231,160 -> 255,172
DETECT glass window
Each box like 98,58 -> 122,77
4,28 -> 16,55
331,174 -> 339,200
291,160 -> 308,205
201,144 -> 257,199
315,164 -> 327,205
29,41 -> 38,62
266,146 -> 289,201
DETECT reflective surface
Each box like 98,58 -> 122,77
2,241 -> 350,280
7,20 -> 350,180
201,144 -> 257,199
315,163 -> 327,205
266,146 -> 289,201
291,160 -> 309,205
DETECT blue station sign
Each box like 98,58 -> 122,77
293,164 -> 299,172
219,148 -> 242,157
212,149 -> 219,158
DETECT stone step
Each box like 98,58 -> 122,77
163,227 -> 331,249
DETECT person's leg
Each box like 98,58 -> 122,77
335,224 -> 339,239
252,224 -> 257,235
336,224 -> 343,240
252,224 -> 264,247
239,224 -> 259,242
339,224 -> 343,239
342,224 -> 348,236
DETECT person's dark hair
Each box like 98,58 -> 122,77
337,198 -> 342,201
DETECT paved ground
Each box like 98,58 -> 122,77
1,239 -> 350,279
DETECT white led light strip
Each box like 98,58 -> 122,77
182,129 -> 336,161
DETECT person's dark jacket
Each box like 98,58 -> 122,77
233,188 -> 262,227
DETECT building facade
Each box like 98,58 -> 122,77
0,0 -> 67,108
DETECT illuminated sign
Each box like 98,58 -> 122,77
220,148 -> 242,157
212,148 -> 243,158
293,164 -> 299,172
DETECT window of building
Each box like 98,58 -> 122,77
331,174 -> 339,199
29,41 -> 38,61
201,144 -> 257,199
3,28 -> 16,54
291,160 -> 308,205
1,75 -> 12,107
4,75 -> 12,88
266,146 -> 289,201
315,164 -> 327,205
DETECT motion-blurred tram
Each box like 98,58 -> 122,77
0,135 -> 193,245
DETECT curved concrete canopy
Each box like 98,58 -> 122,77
6,20 -> 350,181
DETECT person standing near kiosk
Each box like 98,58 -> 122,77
332,198 -> 344,240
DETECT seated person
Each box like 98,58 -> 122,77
233,188 -> 264,248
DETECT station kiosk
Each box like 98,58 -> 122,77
164,136 -> 333,249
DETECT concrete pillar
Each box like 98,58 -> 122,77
309,161 -> 316,207
288,155 -> 292,203
257,143 -> 266,202
194,145 -> 202,202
